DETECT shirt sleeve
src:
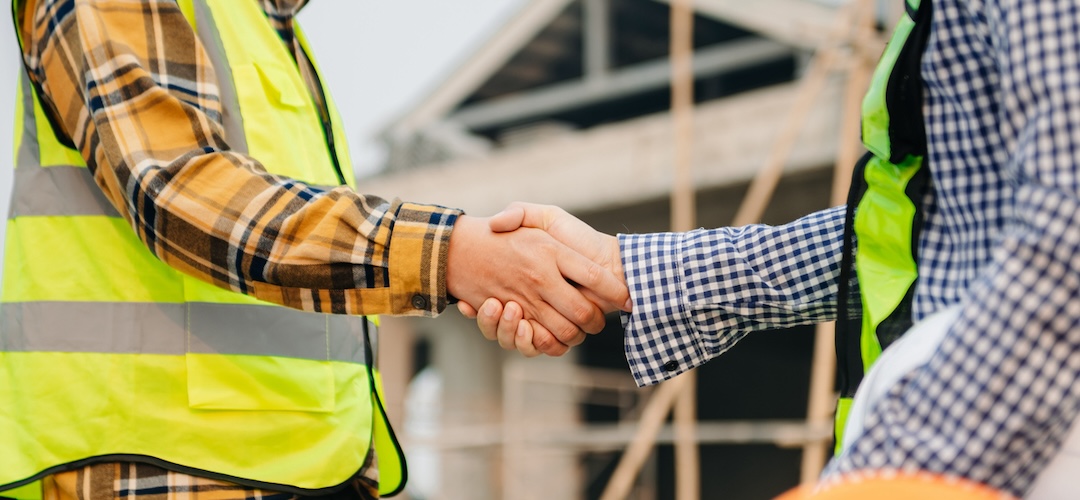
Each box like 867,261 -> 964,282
17,0 -> 461,316
824,3 -> 1080,496
619,206 -> 852,386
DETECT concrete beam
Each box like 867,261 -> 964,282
653,0 -> 841,50
359,78 -> 845,217
584,0 -> 611,80
448,37 -> 794,130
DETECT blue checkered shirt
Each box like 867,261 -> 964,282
619,0 -> 1080,496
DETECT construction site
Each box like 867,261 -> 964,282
360,0 -> 896,498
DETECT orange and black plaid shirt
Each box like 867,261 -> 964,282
13,0 -> 460,497
16,0 -> 462,316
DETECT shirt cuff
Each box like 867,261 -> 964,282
387,201 -> 463,316
619,232 -> 708,387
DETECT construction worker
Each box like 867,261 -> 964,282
465,0 -> 1080,497
0,1 -> 630,499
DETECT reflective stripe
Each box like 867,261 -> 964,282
16,72 -> 38,170
10,165 -> 120,217
1,301 -> 369,363
193,0 -> 248,154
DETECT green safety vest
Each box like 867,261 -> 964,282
833,0 -> 933,451
0,0 -> 406,497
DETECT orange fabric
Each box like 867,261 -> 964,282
775,472 -> 1015,500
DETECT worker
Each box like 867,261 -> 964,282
0,1 -> 630,499
465,0 -> 1080,496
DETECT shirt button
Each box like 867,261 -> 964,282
411,294 -> 429,310
662,360 -> 679,372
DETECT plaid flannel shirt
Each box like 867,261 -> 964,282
16,0 -> 462,316
15,0 -> 459,497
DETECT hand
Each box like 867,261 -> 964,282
457,203 -> 629,354
446,215 -> 628,356
468,298 -> 542,357
490,202 -> 626,311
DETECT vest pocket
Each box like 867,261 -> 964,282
186,353 -> 336,413
231,60 -> 338,185
183,302 -> 337,413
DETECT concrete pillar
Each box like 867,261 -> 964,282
502,355 -> 583,500
428,312 -> 505,500
376,316 -> 416,434
397,313 -> 588,499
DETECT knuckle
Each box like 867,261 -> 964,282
565,331 -> 586,347
534,334 -> 558,353
571,301 -> 600,330
523,268 -> 545,286
585,262 -> 607,288
555,322 -> 581,343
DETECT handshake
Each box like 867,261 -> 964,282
445,202 -> 631,357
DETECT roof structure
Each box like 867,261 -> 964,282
378,0 -> 843,172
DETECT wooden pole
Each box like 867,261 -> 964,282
670,1 -> 700,499
600,375 -> 687,500
600,1 -> 698,498
670,0 -> 695,235
729,48 -> 834,227
800,0 -> 876,483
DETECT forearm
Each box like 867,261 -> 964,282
20,0 -> 460,315
620,205 -> 852,386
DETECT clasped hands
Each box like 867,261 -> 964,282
446,202 -> 627,357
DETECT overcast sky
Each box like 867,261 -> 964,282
0,1 -> 523,281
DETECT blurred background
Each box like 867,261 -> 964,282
0,1 -> 897,498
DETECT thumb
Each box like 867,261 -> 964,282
457,301 -> 479,318
489,205 -> 526,232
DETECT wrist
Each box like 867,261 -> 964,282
446,215 -> 483,300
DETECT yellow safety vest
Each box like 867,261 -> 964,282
0,0 -> 405,497
833,0 -> 932,451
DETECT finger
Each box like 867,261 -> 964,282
476,298 -> 503,341
489,204 -> 526,232
497,301 -> 524,350
554,244 -> 630,315
514,320 -> 541,357
457,301 -> 479,318
579,287 -> 629,326
531,295 -> 595,343
528,320 -> 569,356
507,202 -> 561,231
532,253 -> 610,334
